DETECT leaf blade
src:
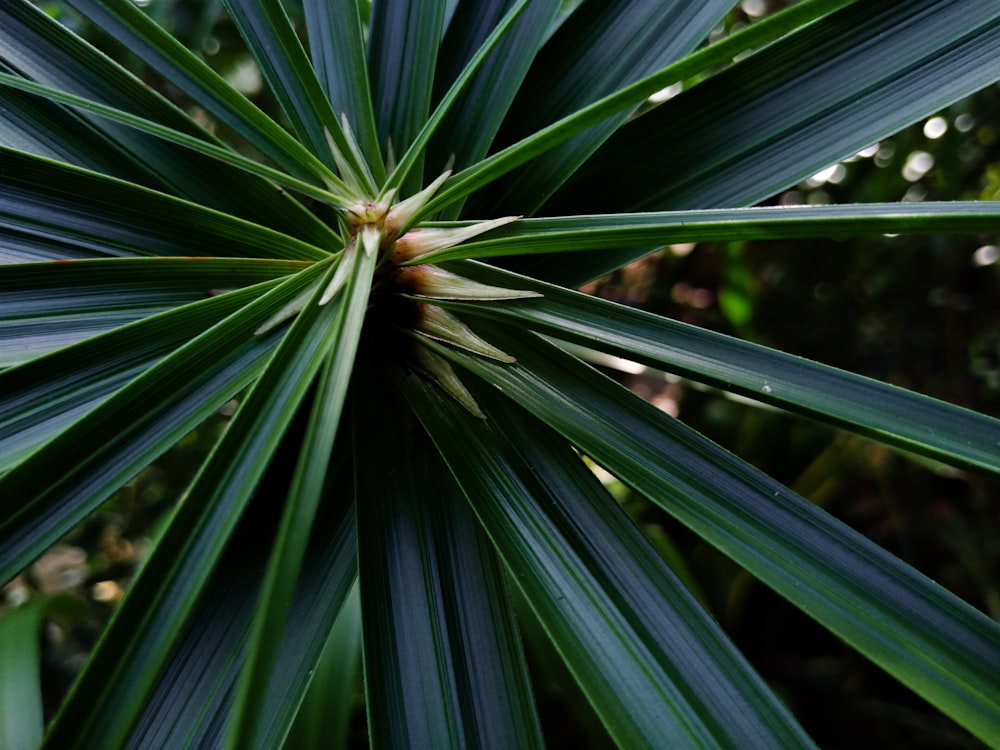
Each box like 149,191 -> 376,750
412,202 -> 1000,264
535,0 -> 1000,283
63,0 -> 338,183
402,366 -> 815,748
304,0 -> 386,181
223,0 -> 373,190
437,324 -> 1000,745
0,603 -> 44,750
40,260 -> 353,749
443,262 -> 1000,475
225,239 -> 377,750
354,362 -> 543,750
367,0 -> 447,189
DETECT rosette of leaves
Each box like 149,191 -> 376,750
1,0 -> 999,748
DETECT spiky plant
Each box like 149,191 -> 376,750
1,0 -> 999,747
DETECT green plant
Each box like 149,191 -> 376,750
1,0 -> 999,747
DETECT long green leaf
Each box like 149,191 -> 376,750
436,323 -> 1000,745
0,0 -> 333,238
64,0 -> 339,183
385,0 -> 536,194
225,240 -> 376,750
0,78 -> 354,207
0,272 -> 309,584
125,473 -> 357,750
40,260 -> 351,749
285,579 -> 363,750
468,0 -> 735,216
441,261 -> 1000,475
534,0 -> 1000,283
502,0 -> 732,128
402,368 -> 814,748
0,66 -> 146,185
367,0 -> 446,189
304,0 -> 386,180
1,149 -> 329,262
425,0 -> 853,218
428,0 -> 561,178
412,202 -> 1000,263
223,0 -> 373,190
0,257 -> 304,365
354,362 -> 543,749
0,276 -> 280,474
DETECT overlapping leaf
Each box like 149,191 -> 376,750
0,0 -> 997,748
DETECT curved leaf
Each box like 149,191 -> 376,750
0,0 -> 331,239
535,0 -> 1000,282
1,150 -> 328,262
441,261 -> 1000,475
436,323 -> 1000,745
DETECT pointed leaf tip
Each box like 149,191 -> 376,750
415,304 -> 517,362
393,216 -> 521,263
396,265 -> 541,301
411,345 -> 486,419
385,171 -> 453,236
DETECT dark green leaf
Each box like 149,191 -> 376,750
223,0 -> 373,190
1,150 -> 329,262
442,261 -> 1000,475
424,0 -> 852,219
40,260 -> 354,749
436,324 -> 1000,745
0,257 -> 304,365
414,202 -> 1000,263
63,0 -> 334,183
535,0 -> 1000,282
0,0 -> 331,239
367,0 -> 446,189
304,0 -> 386,180
124,470 -> 357,750
355,362 -> 542,749
428,0 -> 560,177
286,579 -> 363,750
0,279 -> 279,475
226,238 -> 376,750
386,0 -> 538,194
474,0 -> 734,215
0,268 -> 323,586
403,367 -> 814,748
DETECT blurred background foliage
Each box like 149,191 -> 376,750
3,1 -> 998,747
